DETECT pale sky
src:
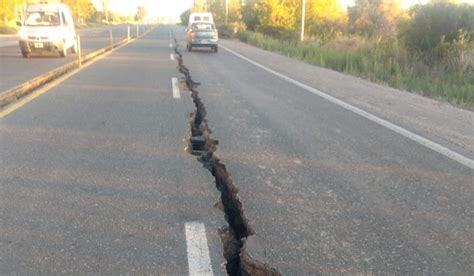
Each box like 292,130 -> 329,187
91,0 -> 193,19
92,0 -> 474,19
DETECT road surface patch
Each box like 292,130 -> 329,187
0,39 -> 138,118
0,40 -> 17,48
0,27 -> 156,118
220,45 -> 474,170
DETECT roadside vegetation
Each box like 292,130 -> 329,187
183,0 -> 474,110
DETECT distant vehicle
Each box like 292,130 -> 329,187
188,12 -> 214,25
186,22 -> 218,53
17,3 -> 76,58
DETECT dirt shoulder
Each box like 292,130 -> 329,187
220,39 -> 474,157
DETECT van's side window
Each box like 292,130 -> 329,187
61,12 -> 68,26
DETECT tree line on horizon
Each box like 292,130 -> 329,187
181,0 -> 473,53
0,0 -> 146,25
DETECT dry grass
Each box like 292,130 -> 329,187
238,31 -> 474,110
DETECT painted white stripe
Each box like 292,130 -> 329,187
172,77 -> 180,99
185,222 -> 213,276
169,43 -> 173,48
170,53 -> 175,60
220,45 -> 474,169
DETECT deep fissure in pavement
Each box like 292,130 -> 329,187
174,41 -> 280,276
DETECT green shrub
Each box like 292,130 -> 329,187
398,2 -> 474,53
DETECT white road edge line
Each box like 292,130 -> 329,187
170,53 -> 175,60
185,222 -> 214,276
172,77 -> 180,99
220,44 -> 474,170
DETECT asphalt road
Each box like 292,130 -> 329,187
0,24 -> 147,93
1,24 -> 473,274
0,35 -> 18,47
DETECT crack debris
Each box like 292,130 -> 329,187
174,40 -> 280,276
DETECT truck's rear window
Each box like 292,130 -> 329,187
25,11 -> 60,26
192,23 -> 215,31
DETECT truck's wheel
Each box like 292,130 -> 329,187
213,46 -> 218,53
71,39 -> 77,54
187,44 -> 192,52
21,51 -> 29,58
59,42 -> 67,57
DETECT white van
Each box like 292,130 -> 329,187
188,13 -> 214,26
17,3 -> 76,58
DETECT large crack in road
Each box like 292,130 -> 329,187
173,40 -> 280,276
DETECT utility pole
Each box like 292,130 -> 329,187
101,0 -> 109,23
300,0 -> 305,42
225,0 -> 229,25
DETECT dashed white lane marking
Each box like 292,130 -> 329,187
170,53 -> 175,60
172,77 -> 180,99
220,44 -> 474,170
185,222 -> 213,276
170,43 -> 173,48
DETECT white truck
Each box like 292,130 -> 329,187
17,3 -> 77,58
188,12 -> 214,25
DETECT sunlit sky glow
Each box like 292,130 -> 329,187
91,0 -> 473,19
91,0 -> 193,19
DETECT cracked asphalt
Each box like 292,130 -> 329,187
1,25 -> 224,274
1,24 -> 473,274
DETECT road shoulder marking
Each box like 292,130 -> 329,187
170,53 -> 175,60
185,222 -> 214,276
172,77 -> 180,99
220,44 -> 474,169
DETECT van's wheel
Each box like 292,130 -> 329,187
187,44 -> 192,52
212,46 -> 218,53
71,40 -> 77,54
21,51 -> 29,58
59,42 -> 67,57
